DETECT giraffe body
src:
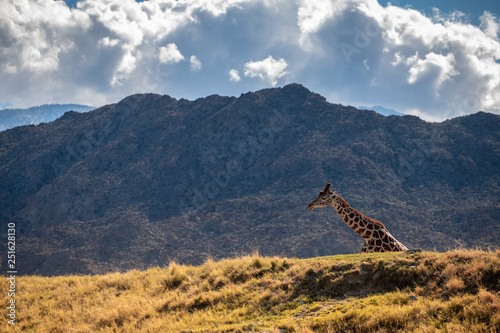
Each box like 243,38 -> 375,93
308,184 -> 408,253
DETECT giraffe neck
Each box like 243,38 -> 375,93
329,195 -> 385,241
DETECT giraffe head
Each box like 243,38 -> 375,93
307,183 -> 334,210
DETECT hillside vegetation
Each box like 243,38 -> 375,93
1,84 -> 499,275
2,249 -> 499,332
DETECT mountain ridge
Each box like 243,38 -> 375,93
0,103 -> 95,132
1,83 -> 499,276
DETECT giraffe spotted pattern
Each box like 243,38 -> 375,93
308,183 -> 408,253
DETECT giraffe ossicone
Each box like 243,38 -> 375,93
308,183 -> 408,253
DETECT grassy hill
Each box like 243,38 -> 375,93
2,249 -> 499,332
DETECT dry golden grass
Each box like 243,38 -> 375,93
1,249 -> 499,332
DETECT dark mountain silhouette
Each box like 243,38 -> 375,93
1,84 -> 499,276
0,104 -> 95,131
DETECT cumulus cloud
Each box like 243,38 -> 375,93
243,56 -> 288,86
406,53 -> 459,90
0,0 -> 274,106
0,0 -> 90,74
295,0 -> 500,119
361,2 -> 500,118
0,0 -> 499,121
229,69 -> 241,82
297,0 -> 347,45
479,12 -> 500,39
190,55 -> 202,71
159,44 -> 185,64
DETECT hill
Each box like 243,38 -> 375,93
0,83 -> 499,276
2,250 -> 499,332
0,104 -> 95,131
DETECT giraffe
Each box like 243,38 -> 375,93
308,183 -> 408,253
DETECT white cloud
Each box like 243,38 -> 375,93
190,55 -> 202,71
407,53 -> 459,89
305,0 -> 500,119
243,56 -> 288,86
3,63 -> 16,74
159,43 -> 185,64
391,52 -> 403,66
0,0 -> 499,121
480,12 -> 500,39
98,37 -> 120,48
229,69 -> 241,82
0,0 -> 90,74
112,46 -> 138,86
297,0 -> 347,44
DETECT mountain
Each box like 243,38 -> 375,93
358,105 -> 404,116
0,104 -> 95,131
0,84 -> 499,276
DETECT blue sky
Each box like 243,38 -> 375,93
63,0 -> 500,23
381,0 -> 500,23
1,0 -> 499,121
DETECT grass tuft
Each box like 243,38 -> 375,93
446,276 -> 465,293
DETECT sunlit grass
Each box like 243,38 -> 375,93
1,249 -> 499,332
